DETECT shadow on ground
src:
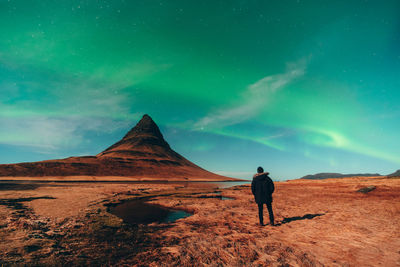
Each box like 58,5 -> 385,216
0,181 -> 70,191
277,213 -> 325,225
0,183 -> 42,191
0,196 -> 56,210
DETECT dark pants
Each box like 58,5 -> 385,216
258,202 -> 274,225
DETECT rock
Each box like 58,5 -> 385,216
28,233 -> 45,239
24,244 -> 41,253
357,186 -> 376,193
162,246 -> 180,257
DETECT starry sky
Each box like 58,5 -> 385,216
1,0 -> 399,180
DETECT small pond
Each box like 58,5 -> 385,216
213,181 -> 250,189
108,199 -> 191,225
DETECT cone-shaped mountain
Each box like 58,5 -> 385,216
0,115 -> 235,181
98,114 -> 183,162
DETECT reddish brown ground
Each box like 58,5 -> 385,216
0,176 -> 399,266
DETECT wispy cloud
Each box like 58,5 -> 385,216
0,60 -> 147,153
0,117 -> 81,150
195,60 -> 306,130
0,116 -> 132,152
302,126 -> 400,164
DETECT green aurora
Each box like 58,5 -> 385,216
0,0 -> 399,179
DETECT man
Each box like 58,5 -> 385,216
251,166 -> 275,226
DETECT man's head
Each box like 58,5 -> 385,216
257,166 -> 264,173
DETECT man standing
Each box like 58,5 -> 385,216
251,166 -> 275,226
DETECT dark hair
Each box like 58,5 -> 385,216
257,166 -> 264,173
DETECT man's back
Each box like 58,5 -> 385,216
251,172 -> 275,204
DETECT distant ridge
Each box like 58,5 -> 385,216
301,173 -> 382,180
387,170 -> 400,177
0,115 -> 237,181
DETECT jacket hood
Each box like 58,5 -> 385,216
253,172 -> 269,179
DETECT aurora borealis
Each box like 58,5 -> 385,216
1,0 -> 399,179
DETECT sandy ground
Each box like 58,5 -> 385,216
0,177 -> 399,266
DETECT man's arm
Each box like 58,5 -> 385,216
271,179 -> 275,193
251,179 -> 255,195
267,176 -> 275,194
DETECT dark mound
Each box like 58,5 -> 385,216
301,172 -> 381,180
357,186 -> 376,193
387,170 -> 400,178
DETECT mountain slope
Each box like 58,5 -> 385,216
0,115 -> 236,181
387,170 -> 400,177
98,115 -> 194,165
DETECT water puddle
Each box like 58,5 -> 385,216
213,181 -> 250,189
214,192 -> 234,200
196,195 -> 234,200
108,199 -> 191,225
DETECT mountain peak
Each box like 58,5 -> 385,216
122,114 -> 163,140
97,114 -> 172,158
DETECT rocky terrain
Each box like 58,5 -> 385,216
0,176 -> 399,266
0,115 -> 234,181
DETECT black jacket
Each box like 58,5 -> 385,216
251,172 -> 275,204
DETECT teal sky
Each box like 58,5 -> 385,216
1,0 -> 399,180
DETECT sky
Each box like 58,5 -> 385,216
0,0 -> 399,180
